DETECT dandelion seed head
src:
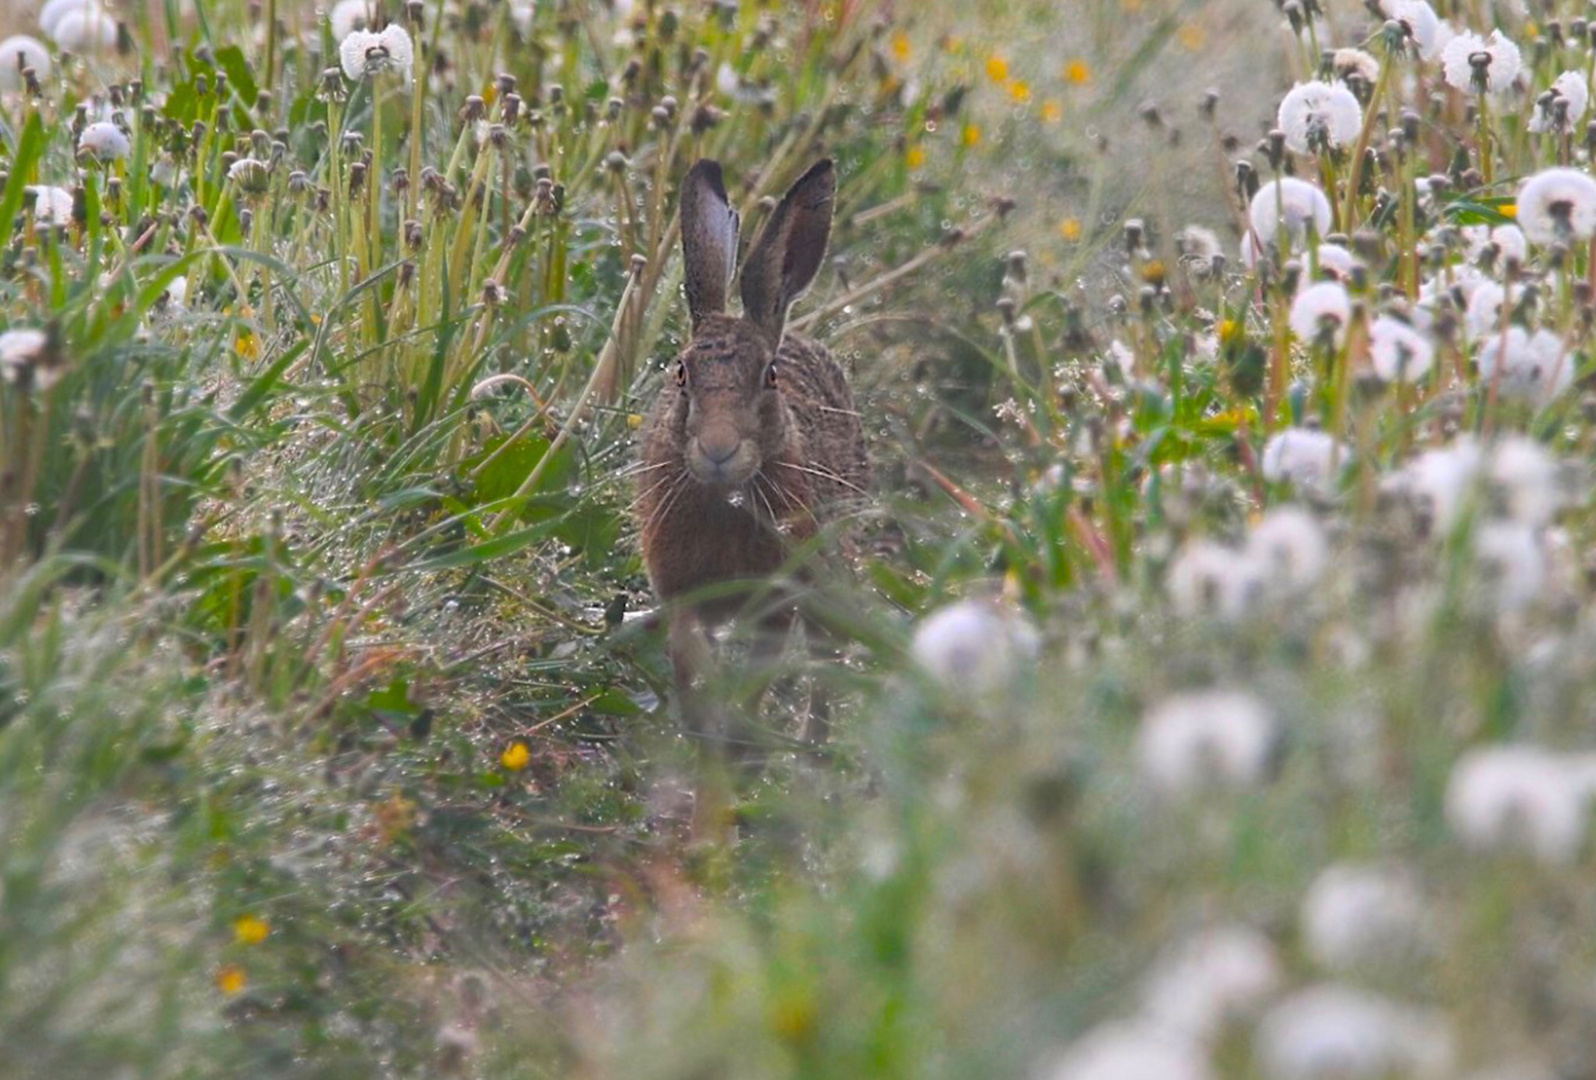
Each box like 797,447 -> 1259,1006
1309,243 -> 1358,283
27,184 -> 74,226
1368,315 -> 1434,383
1300,863 -> 1425,972
1289,281 -> 1352,347
51,2 -> 118,51
1166,540 -> 1261,620
1246,506 -> 1328,593
339,24 -> 414,82
0,35 -> 50,92
1138,689 -> 1277,797
77,120 -> 129,160
328,0 -> 373,38
1141,926 -> 1280,1042
1384,438 -> 1484,536
1175,225 -> 1224,277
1381,0 -> 1443,60
1255,985 -> 1453,1080
1516,167 -> 1596,246
1478,326 -> 1575,404
1248,177 -> 1332,255
1445,745 -> 1589,862
910,598 -> 1040,702
227,156 -> 272,194
1441,30 -> 1522,94
1277,80 -> 1362,155
1486,436 -> 1562,527
1332,48 -> 1380,85
1527,71 -> 1589,134
1473,520 -> 1548,611
1045,1021 -> 1214,1080
1261,427 -> 1346,493
0,328 -> 48,382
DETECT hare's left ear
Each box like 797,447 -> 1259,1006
680,159 -> 741,331
739,158 -> 836,344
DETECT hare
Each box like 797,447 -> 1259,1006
635,158 -> 868,750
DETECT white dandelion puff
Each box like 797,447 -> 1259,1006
39,0 -> 96,36
0,35 -> 50,92
1445,745 -> 1590,863
909,598 -> 1039,702
1383,438 -> 1484,535
1381,0 -> 1443,61
0,327 -> 48,384
1462,223 -> 1527,267
1516,167 -> 1596,246
1289,281 -> 1352,347
1486,436 -> 1562,527
1441,30 -> 1522,93
1473,520 -> 1548,611
77,120 -> 129,160
1309,243 -> 1358,283
1165,540 -> 1261,620
1277,81 -> 1362,155
328,0 -> 373,39
1248,177 -> 1332,256
1331,48 -> 1380,85
1262,427 -> 1346,493
1045,1022 -> 1214,1080
1141,926 -> 1281,1043
51,2 -> 118,51
1245,506 -> 1328,593
1477,326 -> 1575,404
226,156 -> 272,194
1299,863 -> 1426,972
1138,689 -> 1277,798
339,24 -> 414,83
1367,315 -> 1433,383
1255,984 -> 1453,1080
27,184 -> 74,226
1528,71 -> 1589,133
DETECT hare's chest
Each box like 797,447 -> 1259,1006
644,483 -> 787,602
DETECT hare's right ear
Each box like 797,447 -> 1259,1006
679,159 -> 740,331
738,158 -> 836,344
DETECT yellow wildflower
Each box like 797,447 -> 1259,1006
961,123 -> 982,147
1060,217 -> 1083,242
1008,80 -> 1031,104
235,332 -> 259,361
890,30 -> 910,62
1041,100 -> 1064,123
626,413 -> 644,430
1500,203 -> 1518,219
216,964 -> 247,996
502,741 -> 531,771
1179,23 -> 1207,50
906,144 -> 926,169
1064,59 -> 1091,85
985,55 -> 1009,83
233,914 -> 270,946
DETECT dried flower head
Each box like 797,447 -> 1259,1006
1527,71 -> 1589,134
1381,0 -> 1445,60
27,184 -> 74,226
77,120 -> 129,160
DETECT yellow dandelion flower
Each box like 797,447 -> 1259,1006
906,144 -> 927,169
215,964 -> 247,996
482,83 -> 498,107
1142,260 -> 1167,286
1041,100 -> 1064,123
1500,203 -> 1517,219
1219,318 -> 1245,346
502,741 -> 531,771
626,413 -> 644,429
1060,217 -> 1083,242
233,914 -> 270,945
235,332 -> 259,361
890,30 -> 910,62
1008,79 -> 1031,104
985,55 -> 1009,83
1064,59 -> 1091,86
961,123 -> 982,147
1178,23 -> 1207,50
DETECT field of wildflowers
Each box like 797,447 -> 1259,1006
4,0 -> 1596,1076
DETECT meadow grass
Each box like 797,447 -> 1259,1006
3,1 -> 1596,1078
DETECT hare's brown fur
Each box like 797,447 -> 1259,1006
636,158 -> 867,745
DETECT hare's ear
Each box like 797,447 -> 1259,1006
680,159 -> 740,330
739,158 -> 835,344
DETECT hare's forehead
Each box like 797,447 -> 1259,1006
682,338 -> 767,382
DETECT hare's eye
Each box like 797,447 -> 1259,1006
674,362 -> 687,387
763,361 -> 778,389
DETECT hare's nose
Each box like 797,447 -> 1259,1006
697,434 -> 739,465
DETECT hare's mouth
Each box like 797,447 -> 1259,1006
685,439 -> 758,490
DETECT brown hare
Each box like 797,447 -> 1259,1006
635,158 -> 868,751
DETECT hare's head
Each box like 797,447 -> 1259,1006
666,158 -> 836,492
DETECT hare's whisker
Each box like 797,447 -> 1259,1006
782,461 -> 869,497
